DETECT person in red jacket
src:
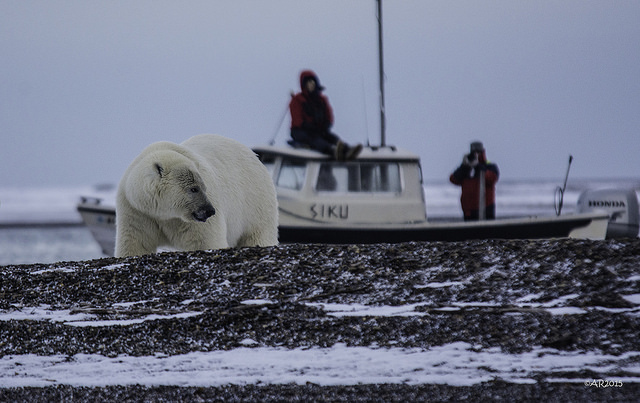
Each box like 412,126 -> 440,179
449,141 -> 499,220
289,70 -> 362,160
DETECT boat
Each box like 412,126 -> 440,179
77,0 -> 635,255
77,143 -> 619,256
77,196 -> 117,256
253,144 -> 615,243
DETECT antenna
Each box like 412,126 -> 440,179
268,92 -> 293,146
377,0 -> 386,147
362,77 -> 370,147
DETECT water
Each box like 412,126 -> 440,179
0,227 -> 103,266
0,185 -> 110,266
1,178 -> 638,266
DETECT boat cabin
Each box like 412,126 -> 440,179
252,145 -> 428,228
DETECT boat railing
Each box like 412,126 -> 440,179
79,196 -> 104,205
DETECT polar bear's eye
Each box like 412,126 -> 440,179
190,187 -> 200,193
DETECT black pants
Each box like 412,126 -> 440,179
464,205 -> 496,221
291,129 -> 340,156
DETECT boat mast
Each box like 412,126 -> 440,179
377,0 -> 386,147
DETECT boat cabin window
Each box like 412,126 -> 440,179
276,158 -> 306,190
316,162 -> 401,193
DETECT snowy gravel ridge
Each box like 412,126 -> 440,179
1,239 -> 640,401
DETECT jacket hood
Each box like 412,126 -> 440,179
299,70 -> 325,93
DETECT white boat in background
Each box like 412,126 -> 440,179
77,196 -> 116,256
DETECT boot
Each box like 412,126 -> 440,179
345,143 -> 363,160
333,141 -> 346,161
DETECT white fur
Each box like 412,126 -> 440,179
115,134 -> 278,257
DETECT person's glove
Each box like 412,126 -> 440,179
463,153 -> 478,167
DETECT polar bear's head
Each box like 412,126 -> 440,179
156,162 -> 216,223
128,151 -> 216,223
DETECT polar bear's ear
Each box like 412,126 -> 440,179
154,163 -> 164,177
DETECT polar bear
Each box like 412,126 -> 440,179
115,134 -> 278,257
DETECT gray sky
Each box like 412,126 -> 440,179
2,0 -> 639,187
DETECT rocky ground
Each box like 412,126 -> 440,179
1,238 -> 640,401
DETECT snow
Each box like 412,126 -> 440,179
517,293 -> 545,303
65,312 -> 203,328
0,305 -> 202,327
1,343 -> 638,388
415,280 -> 466,288
305,301 -> 599,317
539,293 -> 581,307
0,275 -> 639,387
32,267 -> 77,275
101,263 -> 128,271
545,307 -> 588,315
241,299 -> 276,305
623,294 -> 640,305
307,302 -> 425,317
0,306 -> 94,323
1,298 -> 639,387
5,298 -> 638,327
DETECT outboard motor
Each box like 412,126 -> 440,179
577,189 -> 639,238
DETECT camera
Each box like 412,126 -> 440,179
467,152 -> 478,163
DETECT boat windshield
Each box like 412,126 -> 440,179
276,159 -> 307,190
315,162 -> 401,193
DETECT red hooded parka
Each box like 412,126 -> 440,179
289,70 -> 334,133
449,151 -> 500,219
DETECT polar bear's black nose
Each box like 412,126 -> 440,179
193,204 -> 215,222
